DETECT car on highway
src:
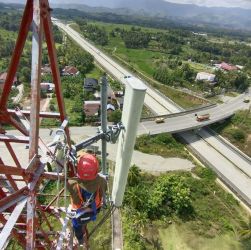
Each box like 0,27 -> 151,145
124,75 -> 132,79
155,117 -> 165,124
195,113 -> 210,122
243,97 -> 250,103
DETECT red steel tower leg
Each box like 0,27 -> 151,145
0,0 -> 73,248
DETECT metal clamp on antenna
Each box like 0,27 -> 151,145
108,122 -> 125,144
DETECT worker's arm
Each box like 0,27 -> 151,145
97,174 -> 108,195
67,180 -> 82,206
97,174 -> 108,207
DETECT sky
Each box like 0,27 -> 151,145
2,0 -> 251,9
165,0 -> 251,9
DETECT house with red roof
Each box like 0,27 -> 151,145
219,62 -> 238,71
62,66 -> 79,76
84,100 -> 100,116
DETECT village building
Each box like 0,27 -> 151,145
84,100 -> 100,116
40,82 -> 55,92
107,85 -> 116,100
93,91 -> 101,100
114,91 -> 124,97
107,103 -> 115,113
216,62 -> 238,71
62,66 -> 79,76
195,72 -> 216,82
84,78 -> 98,92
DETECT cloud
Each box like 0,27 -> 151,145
165,0 -> 251,9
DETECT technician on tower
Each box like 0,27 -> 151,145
67,153 -> 107,245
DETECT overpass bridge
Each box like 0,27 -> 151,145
138,93 -> 250,135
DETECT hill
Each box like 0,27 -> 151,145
51,0 -> 251,31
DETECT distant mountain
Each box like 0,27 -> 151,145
0,2 -> 24,11
51,0 -> 251,31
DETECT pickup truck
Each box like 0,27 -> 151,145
195,113 -> 210,122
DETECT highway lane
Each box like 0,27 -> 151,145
53,20 -> 251,206
180,131 -> 251,205
198,129 -> 251,178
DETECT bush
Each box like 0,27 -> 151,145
193,166 -> 216,182
108,109 -> 122,123
49,104 -> 56,111
135,133 -> 188,158
230,128 -> 246,142
124,168 -> 193,219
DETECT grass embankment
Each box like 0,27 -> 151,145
141,105 -> 155,118
211,110 -> 251,157
151,81 -> 206,108
135,133 -> 190,159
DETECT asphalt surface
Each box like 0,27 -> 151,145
138,92 -> 251,134
53,20 -> 251,207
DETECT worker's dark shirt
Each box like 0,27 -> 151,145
67,174 -> 107,206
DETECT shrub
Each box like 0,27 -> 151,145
231,128 -> 246,142
49,104 -> 56,111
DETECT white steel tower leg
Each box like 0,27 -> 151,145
112,78 -> 146,207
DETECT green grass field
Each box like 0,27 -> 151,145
159,224 -> 244,250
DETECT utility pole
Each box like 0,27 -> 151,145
101,74 -> 108,174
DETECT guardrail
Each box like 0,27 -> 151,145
141,103 -> 217,121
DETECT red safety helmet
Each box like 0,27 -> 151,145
77,154 -> 99,180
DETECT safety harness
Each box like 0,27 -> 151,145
71,184 -> 101,226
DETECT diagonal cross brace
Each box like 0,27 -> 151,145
0,199 -> 27,249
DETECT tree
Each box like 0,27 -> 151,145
121,31 -> 151,49
148,175 -> 192,217
127,165 -> 142,186
20,67 -> 31,83
181,63 -> 195,82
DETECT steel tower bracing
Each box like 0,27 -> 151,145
0,0 -> 73,248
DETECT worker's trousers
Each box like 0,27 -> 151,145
72,218 -> 85,243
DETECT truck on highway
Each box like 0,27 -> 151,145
195,113 -> 210,122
